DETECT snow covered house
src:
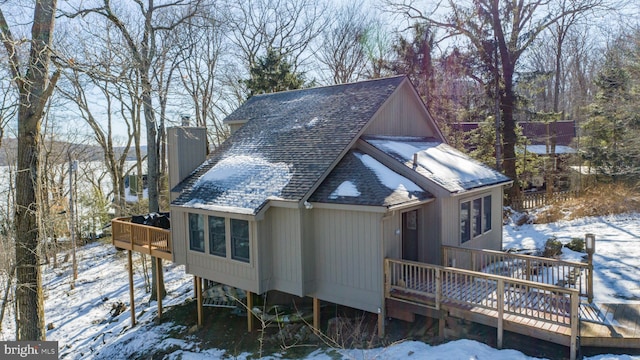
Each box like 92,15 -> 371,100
167,76 -> 511,330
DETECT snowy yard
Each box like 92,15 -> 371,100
0,213 -> 639,359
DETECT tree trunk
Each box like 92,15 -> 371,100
12,0 -> 58,341
500,64 -> 521,204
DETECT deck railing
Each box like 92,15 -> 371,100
514,190 -> 580,210
385,258 -> 579,358
112,217 -> 172,260
442,246 -> 592,301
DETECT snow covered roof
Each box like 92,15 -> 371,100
363,136 -> 511,193
172,76 -> 407,214
309,150 -> 432,207
524,145 -> 576,155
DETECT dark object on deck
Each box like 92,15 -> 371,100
131,212 -> 170,229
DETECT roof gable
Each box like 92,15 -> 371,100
172,76 -> 407,214
309,150 -> 432,208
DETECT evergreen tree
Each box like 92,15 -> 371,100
243,48 -> 307,97
582,41 -> 640,180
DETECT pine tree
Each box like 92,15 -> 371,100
243,48 -> 306,97
582,43 -> 640,180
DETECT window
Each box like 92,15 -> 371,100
188,213 -> 204,252
460,195 -> 492,243
231,219 -> 250,262
472,198 -> 482,237
460,202 -> 471,243
483,196 -> 492,232
208,216 -> 226,257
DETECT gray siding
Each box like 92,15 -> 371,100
261,207 -> 304,296
170,207 -> 260,293
170,207 -> 188,266
167,127 -> 207,200
311,208 -> 383,313
364,82 -> 439,138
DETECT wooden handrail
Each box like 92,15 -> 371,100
385,258 -> 579,325
385,258 -> 580,360
111,217 -> 172,256
442,245 -> 592,300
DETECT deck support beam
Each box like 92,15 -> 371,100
195,276 -> 203,327
377,305 -> 385,338
128,250 -> 136,327
155,257 -> 163,320
247,291 -> 254,332
313,297 -> 320,331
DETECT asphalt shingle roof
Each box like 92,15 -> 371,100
309,150 -> 432,207
172,76 -> 407,214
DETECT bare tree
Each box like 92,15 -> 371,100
0,0 -> 59,340
175,6 -> 230,148
222,0 -> 329,97
55,22 -> 136,217
63,0 -> 205,302
387,0 -> 604,202
315,1 -> 371,84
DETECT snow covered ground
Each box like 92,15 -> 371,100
1,213 -> 639,359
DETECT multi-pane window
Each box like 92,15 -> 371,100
208,216 -> 226,257
188,213 -> 250,264
231,219 -> 250,263
188,213 -> 205,252
460,195 -> 492,243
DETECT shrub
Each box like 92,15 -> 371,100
565,237 -> 585,252
542,237 -> 563,258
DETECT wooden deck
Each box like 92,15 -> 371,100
580,302 -> 640,348
384,257 -> 640,360
111,217 -> 173,261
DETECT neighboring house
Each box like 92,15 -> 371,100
167,76 -> 511,325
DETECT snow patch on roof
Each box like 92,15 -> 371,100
355,152 -> 423,193
329,181 -> 361,199
366,138 -> 510,192
186,155 -> 292,213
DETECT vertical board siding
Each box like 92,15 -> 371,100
167,127 -> 207,190
265,207 -> 303,295
170,207 -> 188,265
313,208 -> 382,311
364,84 -> 435,137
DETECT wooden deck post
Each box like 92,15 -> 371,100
313,297 -> 320,331
496,279 -> 504,349
193,276 -> 198,298
128,250 -> 136,327
155,257 -> 163,320
569,291 -> 579,360
195,276 -> 203,327
247,291 -> 254,332
588,256 -> 594,303
377,305 -> 385,338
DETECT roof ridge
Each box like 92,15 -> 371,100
249,75 -> 407,98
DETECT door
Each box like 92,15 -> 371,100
402,210 -> 419,261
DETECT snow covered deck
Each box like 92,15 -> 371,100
112,217 -> 173,261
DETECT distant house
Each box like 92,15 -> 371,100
167,76 -> 511,327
